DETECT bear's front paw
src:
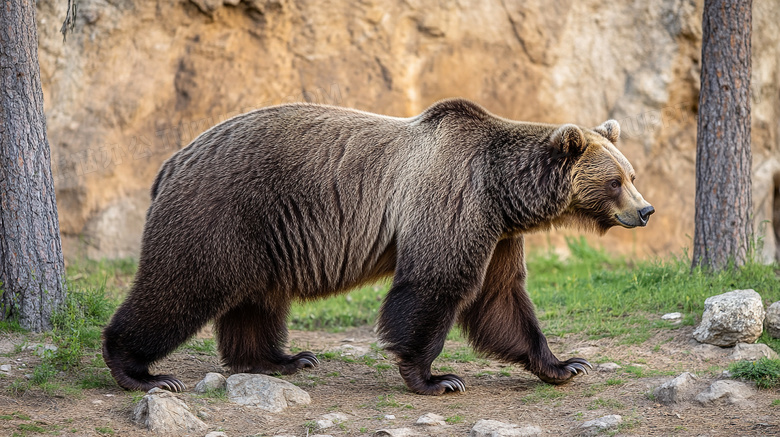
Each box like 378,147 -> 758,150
536,357 -> 592,385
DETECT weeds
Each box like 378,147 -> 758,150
729,358 -> 780,389
521,384 -> 566,404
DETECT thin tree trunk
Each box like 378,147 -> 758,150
0,0 -> 66,331
692,0 -> 753,271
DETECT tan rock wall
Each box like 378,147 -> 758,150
35,0 -> 780,262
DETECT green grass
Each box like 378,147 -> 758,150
587,397 -> 625,410
729,357 -> 780,389
528,237 -> 780,344
521,384 -> 566,403
289,281 -> 390,331
183,338 -> 217,355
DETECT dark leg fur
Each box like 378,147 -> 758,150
459,238 -> 591,384
216,299 -> 318,375
102,301 -> 202,392
378,281 -> 465,395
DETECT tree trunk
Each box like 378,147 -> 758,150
692,0 -> 753,271
0,0 -> 66,331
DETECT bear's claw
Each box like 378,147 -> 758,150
536,357 -> 593,385
293,351 -> 320,368
155,376 -> 186,392
431,374 -> 466,393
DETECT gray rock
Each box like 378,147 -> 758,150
317,412 -> 349,429
596,362 -> 621,372
693,289 -> 765,347
579,415 -> 622,436
384,414 -> 396,420
728,342 -> 779,361
470,419 -> 543,436
764,301 -> 780,338
653,372 -> 698,404
132,388 -> 208,434
194,372 -> 227,393
0,364 -> 11,372
205,433 -> 228,437
374,428 -> 421,436
226,374 -> 310,412
690,342 -> 730,360
696,380 -> 755,406
416,413 -> 446,426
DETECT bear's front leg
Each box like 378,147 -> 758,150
459,237 -> 592,384
377,278 -> 470,395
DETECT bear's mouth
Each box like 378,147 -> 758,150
614,214 -> 638,228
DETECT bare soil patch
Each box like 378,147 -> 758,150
1,326 -> 778,436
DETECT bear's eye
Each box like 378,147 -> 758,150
631,175 -> 636,183
610,179 -> 621,190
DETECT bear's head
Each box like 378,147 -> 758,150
552,120 -> 654,234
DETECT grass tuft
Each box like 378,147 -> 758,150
729,357 -> 780,389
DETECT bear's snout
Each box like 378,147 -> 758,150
638,205 -> 655,226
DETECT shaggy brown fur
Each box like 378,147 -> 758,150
102,98 -> 653,395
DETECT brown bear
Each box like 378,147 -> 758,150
102,98 -> 653,395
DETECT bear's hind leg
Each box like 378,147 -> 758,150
216,298 -> 318,375
459,237 -> 592,384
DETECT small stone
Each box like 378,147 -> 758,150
579,415 -> 622,436
766,301 -> 780,338
662,312 -> 683,320
226,374 -> 310,412
334,344 -> 370,357
23,344 -> 58,357
317,419 -> 334,429
384,414 -> 396,420
470,419 -> 543,436
693,289 -> 765,347
316,413 -> 348,429
0,364 -> 11,372
696,380 -> 755,406
194,372 -> 227,393
653,372 -> 699,404
132,388 -> 208,434
416,413 -> 446,426
728,343 -> 779,361
24,374 -> 33,380
92,399 -> 103,405
374,428 -> 421,436
205,432 -> 228,437
597,362 -> 621,372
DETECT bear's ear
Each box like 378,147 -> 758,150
593,120 -> 620,144
550,124 -> 585,157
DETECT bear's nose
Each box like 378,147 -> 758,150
638,205 -> 655,225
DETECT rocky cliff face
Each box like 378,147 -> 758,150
35,0 -> 780,262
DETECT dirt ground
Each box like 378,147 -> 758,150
0,325 -> 778,437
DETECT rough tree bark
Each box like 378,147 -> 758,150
0,0 -> 66,330
692,0 -> 753,271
